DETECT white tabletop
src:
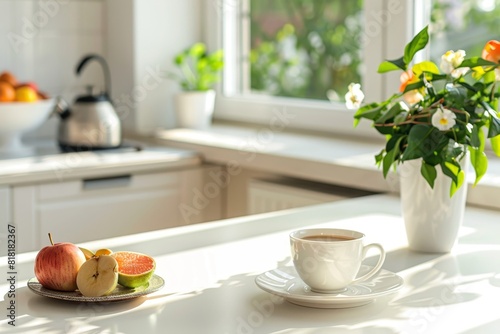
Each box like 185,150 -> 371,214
2,194 -> 500,333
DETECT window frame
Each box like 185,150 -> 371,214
204,0 -> 427,139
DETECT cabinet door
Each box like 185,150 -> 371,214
12,185 -> 37,254
178,165 -> 224,224
0,187 -> 11,256
12,166 -> 225,252
36,172 -> 183,247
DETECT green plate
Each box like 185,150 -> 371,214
27,274 -> 164,302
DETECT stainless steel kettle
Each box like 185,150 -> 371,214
56,54 -> 121,152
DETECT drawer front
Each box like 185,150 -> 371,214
11,166 -> 225,252
37,188 -> 183,246
38,171 -> 180,201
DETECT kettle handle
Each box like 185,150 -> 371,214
76,54 -> 112,100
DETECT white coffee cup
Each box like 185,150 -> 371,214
290,228 -> 386,293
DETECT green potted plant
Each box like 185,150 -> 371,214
168,43 -> 223,129
347,26 -> 500,252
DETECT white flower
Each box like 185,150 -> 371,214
451,67 -> 469,79
432,107 -> 456,131
345,83 -> 365,109
440,50 -> 466,75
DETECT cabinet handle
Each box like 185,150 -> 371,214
83,175 -> 132,190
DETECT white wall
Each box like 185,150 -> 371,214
132,0 -> 202,135
0,0 -> 203,140
0,0 -> 106,139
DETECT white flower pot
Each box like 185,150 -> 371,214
174,90 -> 216,130
399,158 -> 468,253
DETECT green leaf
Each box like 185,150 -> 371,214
378,58 -> 406,73
423,154 -> 441,166
197,58 -> 208,71
491,135 -> 500,156
375,102 -> 408,124
445,84 -> 467,107
457,81 -> 479,94
209,49 -> 224,61
385,134 -> 404,153
469,126 -> 487,185
382,148 -> 396,178
402,125 -> 445,160
403,26 -> 429,65
375,150 -> 385,167
353,103 -> 386,127
420,162 -> 437,189
189,43 -> 206,58
354,94 -> 400,125
469,146 -> 488,187
441,161 -> 459,186
412,61 -> 440,76
394,111 -> 409,125
483,69 -> 497,84
375,124 -> 397,135
459,57 -> 498,68
403,80 -> 425,93
470,124 -> 481,148
488,113 -> 500,138
382,136 -> 404,178
449,167 -> 465,197
174,54 -> 185,65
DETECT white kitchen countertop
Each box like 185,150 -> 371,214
0,140 -> 201,186
156,123 -> 500,210
1,194 -> 500,333
4,123 -> 500,209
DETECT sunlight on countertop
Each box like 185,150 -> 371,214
156,123 -> 500,211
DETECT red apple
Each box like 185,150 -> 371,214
34,233 -> 86,291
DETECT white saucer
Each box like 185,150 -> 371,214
255,265 -> 403,309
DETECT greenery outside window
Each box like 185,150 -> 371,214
204,0 -> 420,138
248,1 -> 363,102
430,0 -> 500,64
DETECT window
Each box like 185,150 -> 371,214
247,1 -> 364,101
429,0 -> 500,63
205,1 -> 423,137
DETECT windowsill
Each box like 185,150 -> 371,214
154,121 -> 500,211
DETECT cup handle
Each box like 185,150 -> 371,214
351,243 -> 386,284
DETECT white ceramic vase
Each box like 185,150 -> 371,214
399,158 -> 468,253
174,90 -> 216,130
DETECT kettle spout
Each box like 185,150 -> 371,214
53,97 -> 71,120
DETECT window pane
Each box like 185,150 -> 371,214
248,0 -> 364,102
430,0 -> 500,62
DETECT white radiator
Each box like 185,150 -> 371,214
248,178 -> 373,215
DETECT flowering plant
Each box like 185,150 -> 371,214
348,26 -> 500,195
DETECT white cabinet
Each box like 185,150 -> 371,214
12,166 -> 223,253
247,177 -> 374,215
0,187 -> 11,257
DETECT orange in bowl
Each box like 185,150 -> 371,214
0,71 -> 18,87
0,82 -> 15,102
15,86 -> 38,102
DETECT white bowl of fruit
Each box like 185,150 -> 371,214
0,71 -> 55,154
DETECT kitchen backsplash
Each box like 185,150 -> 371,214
0,0 -> 106,138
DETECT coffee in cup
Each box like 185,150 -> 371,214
290,228 -> 386,293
